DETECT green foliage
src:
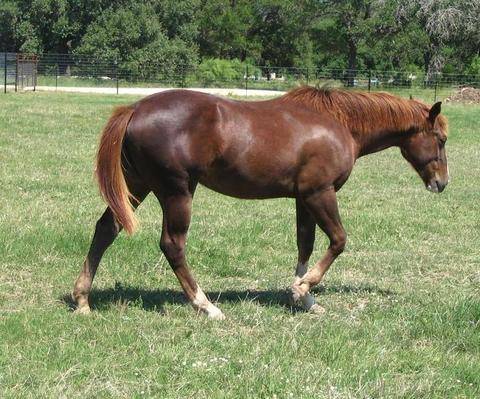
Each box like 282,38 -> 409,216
153,0 -> 201,45
466,56 -> 480,77
198,0 -> 259,61
74,3 -> 197,80
128,39 -> 197,82
0,1 -> 20,51
1,0 -> 478,76
74,4 -> 164,64
190,58 -> 261,87
194,58 -> 244,85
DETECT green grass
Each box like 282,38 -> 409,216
36,75 -> 119,88
0,92 -> 479,398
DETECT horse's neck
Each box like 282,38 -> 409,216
353,125 -> 414,158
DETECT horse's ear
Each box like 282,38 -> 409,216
429,101 -> 442,123
409,94 -> 413,100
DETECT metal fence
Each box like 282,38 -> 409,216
2,51 -> 480,101
1,53 -> 17,93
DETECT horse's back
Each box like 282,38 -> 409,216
124,90 -> 355,198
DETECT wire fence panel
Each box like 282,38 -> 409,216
3,52 -> 480,101
1,53 -> 18,93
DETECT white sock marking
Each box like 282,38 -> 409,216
293,262 -> 316,310
193,287 -> 225,319
294,262 -> 308,284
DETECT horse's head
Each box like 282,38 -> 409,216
400,102 -> 449,193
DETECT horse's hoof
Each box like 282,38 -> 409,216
300,292 -> 316,311
74,306 -> 91,315
289,285 -> 303,305
206,306 -> 225,320
289,286 -> 316,311
309,303 -> 326,315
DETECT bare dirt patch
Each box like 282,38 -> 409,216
445,87 -> 480,104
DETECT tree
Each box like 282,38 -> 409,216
1,0 -> 478,78
396,0 -> 480,75
74,3 -> 198,79
198,0 -> 261,61
252,0 -> 317,68
153,0 -> 201,45
0,1 -> 20,52
310,0 -> 390,85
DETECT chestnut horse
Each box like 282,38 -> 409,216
73,87 -> 449,319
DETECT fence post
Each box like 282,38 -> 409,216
4,52 -> 7,94
368,70 -> 371,92
245,64 -> 248,96
33,59 -> 36,92
115,60 -> 119,95
55,64 -> 58,91
434,79 -> 438,102
14,54 -> 18,92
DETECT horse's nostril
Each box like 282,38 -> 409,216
437,180 -> 447,193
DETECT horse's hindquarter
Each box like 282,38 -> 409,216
127,91 -> 355,198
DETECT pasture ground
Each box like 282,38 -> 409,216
0,92 -> 479,398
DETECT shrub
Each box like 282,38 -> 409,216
189,58 -> 261,87
466,56 -> 480,77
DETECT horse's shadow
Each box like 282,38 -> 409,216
61,282 -> 394,314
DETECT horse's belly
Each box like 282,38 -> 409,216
199,167 -> 295,199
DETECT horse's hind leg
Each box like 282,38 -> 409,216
72,183 -> 149,314
155,187 -> 224,320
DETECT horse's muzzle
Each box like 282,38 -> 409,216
427,179 -> 447,193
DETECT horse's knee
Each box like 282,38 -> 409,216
330,232 -> 346,255
160,238 -> 185,267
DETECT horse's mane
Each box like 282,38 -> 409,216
280,86 -> 448,136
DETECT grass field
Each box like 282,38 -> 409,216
0,92 -> 479,398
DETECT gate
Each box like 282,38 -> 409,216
2,53 -> 39,92
16,54 -> 38,90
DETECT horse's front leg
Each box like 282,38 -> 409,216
291,187 -> 346,311
291,198 -> 317,310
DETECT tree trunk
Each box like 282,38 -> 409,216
347,39 -> 357,87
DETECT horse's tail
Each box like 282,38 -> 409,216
96,105 -> 137,235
